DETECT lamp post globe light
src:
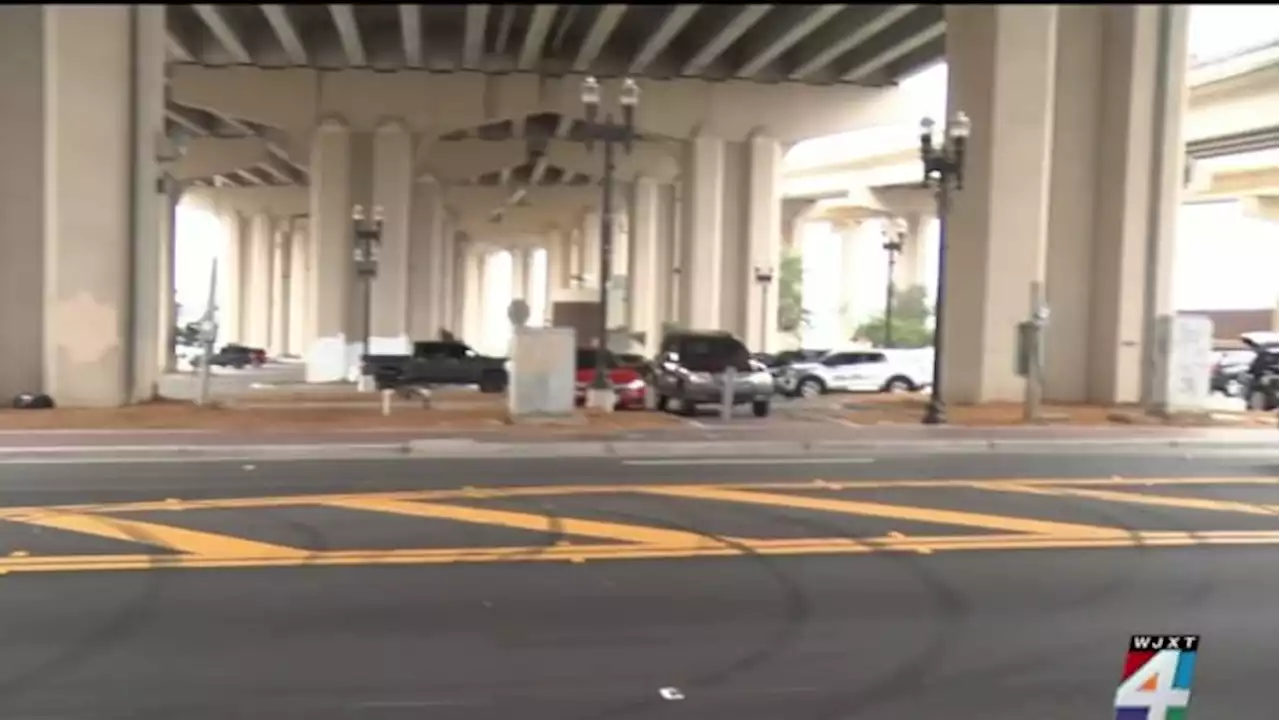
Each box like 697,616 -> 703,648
352,204 -> 384,391
918,111 -> 970,425
881,218 -> 907,349
579,75 -> 640,410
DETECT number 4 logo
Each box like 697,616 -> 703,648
1116,650 -> 1193,719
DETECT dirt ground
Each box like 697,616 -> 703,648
0,400 -> 684,432
841,394 -> 1279,428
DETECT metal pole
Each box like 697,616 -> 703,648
1022,281 -> 1046,423
752,278 -> 762,351
593,127 -> 615,389
197,259 -> 219,407
884,250 -> 897,348
923,181 -> 950,425
363,272 -> 373,361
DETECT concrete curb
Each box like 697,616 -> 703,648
0,434 -> 1273,463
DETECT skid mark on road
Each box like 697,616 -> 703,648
2,510 -> 301,557
0,476 -> 1271,575
320,497 -> 720,547
0,530 -> 1271,575
639,485 -> 1124,537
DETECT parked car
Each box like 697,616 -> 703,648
753,349 -> 830,390
1240,333 -> 1279,411
779,348 -> 933,398
650,331 -> 775,417
363,340 -> 508,393
574,349 -> 647,410
1210,348 -> 1256,397
190,344 -> 267,369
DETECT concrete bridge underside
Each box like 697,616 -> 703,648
0,4 -> 1263,412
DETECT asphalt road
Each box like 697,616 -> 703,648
0,452 -> 1275,719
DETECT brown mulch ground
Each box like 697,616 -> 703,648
0,400 -> 684,432
842,395 -> 1279,428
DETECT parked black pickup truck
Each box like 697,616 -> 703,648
362,340 -> 509,393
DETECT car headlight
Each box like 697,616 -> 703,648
623,378 -> 646,391
688,371 -> 712,383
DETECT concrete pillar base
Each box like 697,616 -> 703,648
585,387 -> 617,412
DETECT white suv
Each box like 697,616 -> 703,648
780,349 -> 933,398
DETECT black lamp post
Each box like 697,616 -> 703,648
580,75 -> 639,394
919,111 -> 971,426
352,204 -> 383,385
881,218 -> 906,349
753,266 -> 775,352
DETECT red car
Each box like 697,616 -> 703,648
575,349 -> 648,409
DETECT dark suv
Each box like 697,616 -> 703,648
649,331 -> 775,417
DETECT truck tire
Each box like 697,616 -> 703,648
478,371 -> 507,394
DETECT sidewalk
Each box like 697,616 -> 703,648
0,417 -> 1273,458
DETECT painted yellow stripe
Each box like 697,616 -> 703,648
0,530 -> 1271,575
3,512 -> 301,557
319,497 -> 720,547
0,477 -> 1269,518
997,485 -> 1280,516
640,486 -> 1126,537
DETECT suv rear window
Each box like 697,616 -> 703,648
676,335 -> 751,372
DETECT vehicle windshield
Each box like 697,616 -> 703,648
678,336 -> 752,372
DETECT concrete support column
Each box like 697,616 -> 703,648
680,137 -> 726,329
407,178 -> 444,341
269,224 -> 291,356
838,222 -> 861,332
438,214 -> 456,337
895,213 -> 930,289
628,177 -> 661,352
0,5 -> 48,399
665,182 -> 683,329
742,135 -> 783,352
545,229 -> 570,297
219,210 -> 247,344
451,233 -> 468,335
1042,5 -> 1190,404
461,248 -> 486,345
567,228 -> 584,285
159,182 -> 181,372
510,247 -> 534,301
941,5 -> 1060,403
581,212 -> 602,288
0,6 -> 168,405
306,119 -> 352,381
287,219 -> 310,356
607,210 -> 629,332
245,213 -> 275,349
371,120 -> 413,349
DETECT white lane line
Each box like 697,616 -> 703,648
623,457 -> 876,466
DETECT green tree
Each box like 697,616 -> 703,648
776,249 -> 810,341
854,284 -> 934,348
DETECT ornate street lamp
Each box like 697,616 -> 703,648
919,111 -> 971,425
881,218 -> 907,349
579,76 -> 639,408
